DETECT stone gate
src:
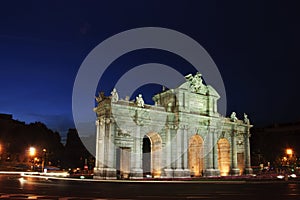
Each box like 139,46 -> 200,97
93,72 -> 253,179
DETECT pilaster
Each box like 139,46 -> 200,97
130,125 -> 143,179
102,118 -> 116,179
163,125 -> 173,178
244,126 -> 253,174
212,129 -> 220,176
174,127 -> 184,177
183,126 -> 190,177
203,126 -> 219,177
94,117 -> 117,179
165,110 -> 175,177
230,124 -> 240,176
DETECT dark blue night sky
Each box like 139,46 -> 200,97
0,0 -> 299,135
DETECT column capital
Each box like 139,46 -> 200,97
104,117 -> 116,124
167,124 -> 178,130
98,117 -> 105,126
179,124 -> 188,130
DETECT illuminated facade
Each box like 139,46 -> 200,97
93,73 -> 253,179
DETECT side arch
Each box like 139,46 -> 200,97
142,132 -> 162,178
218,138 -> 231,176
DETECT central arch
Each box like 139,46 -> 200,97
188,134 -> 204,177
142,132 -> 162,178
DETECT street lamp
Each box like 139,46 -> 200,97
28,147 -> 36,171
42,148 -> 47,173
0,143 -> 2,162
286,148 -> 293,157
29,147 -> 36,157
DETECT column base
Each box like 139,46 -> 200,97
93,167 -> 104,179
104,168 -> 117,179
93,168 -> 116,179
130,168 -> 143,179
244,167 -> 253,175
230,168 -> 240,176
163,169 -> 174,178
183,169 -> 191,177
174,169 -> 184,178
203,169 -> 220,177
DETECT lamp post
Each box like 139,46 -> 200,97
286,148 -> 293,157
28,147 -> 36,171
29,147 -> 36,157
286,148 -> 293,166
286,148 -> 296,175
42,148 -> 46,173
0,143 -> 2,162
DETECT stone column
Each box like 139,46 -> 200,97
95,118 -> 109,179
164,126 -> 173,178
174,128 -> 184,177
165,108 -> 175,177
131,125 -> 143,179
103,119 -> 109,168
94,119 -> 106,179
95,120 -> 100,168
204,128 -> 215,176
212,130 -> 220,176
230,125 -> 240,175
183,127 -> 190,177
244,127 -> 253,174
105,119 -> 116,179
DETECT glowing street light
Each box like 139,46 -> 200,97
28,147 -> 36,171
29,147 -> 36,157
286,148 -> 293,156
0,143 -> 2,161
42,148 -> 47,172
283,157 -> 287,161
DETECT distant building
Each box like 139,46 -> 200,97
93,72 -> 253,179
251,122 -> 300,166
0,113 -> 13,120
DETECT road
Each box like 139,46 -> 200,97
0,175 -> 299,199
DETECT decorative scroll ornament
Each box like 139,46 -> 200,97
117,129 -> 131,138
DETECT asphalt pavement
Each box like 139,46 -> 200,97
0,174 -> 299,199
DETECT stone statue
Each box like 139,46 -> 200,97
167,102 -> 172,112
95,95 -> 102,103
95,92 -> 105,103
110,88 -> 119,102
136,94 -> 144,107
185,72 -> 203,93
230,112 -> 238,122
244,113 -> 250,125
